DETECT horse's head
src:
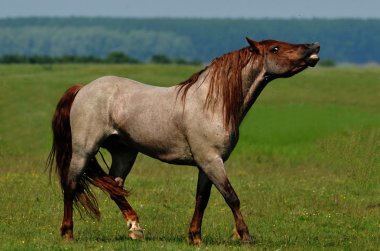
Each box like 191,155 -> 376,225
246,37 -> 320,79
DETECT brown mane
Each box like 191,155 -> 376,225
177,46 -> 253,133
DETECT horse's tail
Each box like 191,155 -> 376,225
46,85 -> 100,218
47,85 -> 82,189
47,85 -> 129,219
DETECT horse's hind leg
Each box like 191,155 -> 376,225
102,137 -> 143,239
60,153 -> 89,239
111,194 -> 143,240
61,182 -> 75,239
110,151 -> 143,240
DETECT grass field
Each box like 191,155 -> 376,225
0,64 -> 379,250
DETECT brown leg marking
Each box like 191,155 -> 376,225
196,157 -> 253,245
112,194 -> 143,240
188,170 -> 212,245
60,181 -> 76,240
223,180 -> 254,244
87,161 -> 143,240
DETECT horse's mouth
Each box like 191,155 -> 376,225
305,53 -> 320,67
304,43 -> 320,67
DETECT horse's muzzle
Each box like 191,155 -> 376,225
304,42 -> 320,67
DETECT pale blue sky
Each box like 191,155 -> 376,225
1,0 -> 379,19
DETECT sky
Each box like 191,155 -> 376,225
1,0 -> 380,19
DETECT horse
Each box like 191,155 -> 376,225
47,37 -> 320,245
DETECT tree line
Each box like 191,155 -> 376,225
0,52 -> 202,65
0,17 -> 379,64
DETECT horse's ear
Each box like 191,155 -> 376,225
246,37 -> 260,54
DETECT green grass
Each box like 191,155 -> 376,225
0,64 -> 379,250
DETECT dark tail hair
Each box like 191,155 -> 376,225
47,85 -> 129,219
47,85 -> 82,189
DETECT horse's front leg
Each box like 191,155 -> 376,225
196,155 -> 254,245
188,169 -> 212,245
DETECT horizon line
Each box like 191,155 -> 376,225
0,15 -> 380,21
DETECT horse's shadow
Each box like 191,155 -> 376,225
76,234 -> 129,243
78,233 -> 245,247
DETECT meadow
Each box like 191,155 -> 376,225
0,64 -> 379,250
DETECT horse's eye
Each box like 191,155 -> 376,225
271,46 -> 279,54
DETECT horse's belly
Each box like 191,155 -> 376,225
149,150 -> 195,165
131,138 -> 195,165
117,124 -> 195,165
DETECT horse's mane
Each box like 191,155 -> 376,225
177,46 -> 253,133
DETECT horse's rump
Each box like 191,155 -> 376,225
47,85 -> 129,219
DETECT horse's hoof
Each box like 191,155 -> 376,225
241,234 -> 255,245
189,239 -> 202,245
188,232 -> 203,245
232,227 -> 254,245
188,236 -> 202,245
232,227 -> 240,240
129,229 -> 144,240
127,220 -> 144,240
61,231 -> 74,240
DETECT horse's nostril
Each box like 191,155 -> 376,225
305,43 -> 320,53
312,42 -> 320,52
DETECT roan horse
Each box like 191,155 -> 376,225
47,37 -> 320,245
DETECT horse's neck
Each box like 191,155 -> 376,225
241,61 -> 268,119
180,57 -> 268,131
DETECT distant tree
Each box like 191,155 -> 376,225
173,57 -> 202,65
0,55 -> 28,64
76,55 -> 102,63
151,54 -> 172,64
173,58 -> 187,65
319,59 -> 336,67
28,55 -> 53,64
188,59 -> 202,66
58,55 -> 77,63
105,51 -> 140,64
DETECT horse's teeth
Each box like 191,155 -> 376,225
310,54 -> 319,60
